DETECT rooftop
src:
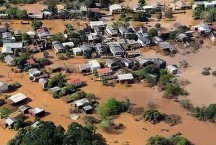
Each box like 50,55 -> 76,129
118,73 -> 134,81
74,98 -> 90,107
97,68 -> 112,74
8,93 -> 27,103
29,107 -> 45,114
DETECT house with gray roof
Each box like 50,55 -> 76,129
2,32 -> 14,43
108,42 -> 126,57
4,55 -> 15,66
52,41 -> 65,53
2,42 -> 23,54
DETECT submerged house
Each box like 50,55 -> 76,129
97,68 -> 113,79
6,93 -> 28,106
29,107 -> 45,117
2,42 -> 23,54
4,55 -> 15,66
108,42 -> 126,57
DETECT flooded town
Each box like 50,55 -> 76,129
0,0 -> 216,145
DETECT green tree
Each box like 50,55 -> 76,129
96,98 -> 130,119
171,136 -> 191,145
71,91 -> 86,101
0,107 -> 10,118
133,12 -> 148,22
155,23 -> 161,28
31,20 -> 43,30
63,122 -> 106,145
50,32 -> 66,42
22,33 -> 30,41
193,6 -> 204,20
47,0 -> 58,14
138,0 -> 146,5
48,73 -> 66,88
43,51 -> 49,58
147,135 -> 170,145
143,110 -> 165,124
14,54 -> 29,69
60,84 -> 76,96
148,28 -> 158,37
164,9 -> 173,19
16,9 -> 28,18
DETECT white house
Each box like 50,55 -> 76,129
196,22 -> 212,34
193,1 -> 216,10
117,73 -> 134,82
2,42 -> 23,54
68,78 -> 83,87
109,4 -> 122,13
167,65 -> 178,74
90,21 -> 105,28
0,82 -> 9,93
88,60 -> 101,73
106,25 -> 118,36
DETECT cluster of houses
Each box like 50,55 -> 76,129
3,93 -> 45,129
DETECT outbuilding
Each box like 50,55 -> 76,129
4,55 -> 15,66
167,65 -> 178,74
109,4 -> 122,13
6,93 -> 28,106
29,107 -> 45,117
5,117 -> 16,129
18,104 -> 32,114
89,60 -> 101,73
117,73 -> 134,82
0,82 -> 9,93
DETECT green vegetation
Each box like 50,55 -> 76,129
147,135 -> 170,145
31,20 -> 43,30
165,83 -> 188,97
148,28 -> 158,37
147,135 -> 191,145
155,23 -> 161,28
48,73 -> 66,88
22,33 -> 30,41
133,12 -> 148,22
96,98 -> 130,119
38,58 -> 51,66
0,107 -> 10,118
9,0 -> 37,4
50,32 -> 66,42
8,121 -> 106,145
14,54 -> 29,69
164,9 -> 174,19
71,91 -> 87,101
60,84 -> 76,96
143,109 -> 165,124
4,6 -> 27,18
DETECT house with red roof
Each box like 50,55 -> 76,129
97,68 -> 112,79
68,78 -> 84,87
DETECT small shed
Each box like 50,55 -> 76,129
18,104 -> 32,114
50,86 -> 61,93
29,107 -> 45,117
74,98 -> 90,109
72,47 -> 82,56
6,93 -> 28,106
0,82 -> 9,93
79,63 -> 91,73
167,65 -> 178,74
82,105 -> 93,114
4,55 -> 15,66
117,73 -> 134,82
5,117 -> 16,129
38,78 -> 48,90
